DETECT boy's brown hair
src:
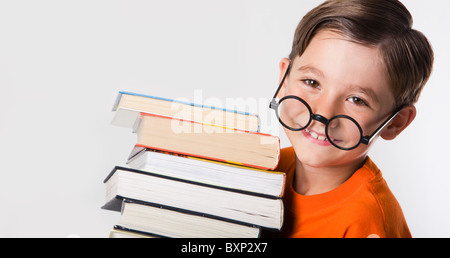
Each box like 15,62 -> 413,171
289,0 -> 434,107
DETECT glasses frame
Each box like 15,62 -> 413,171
269,64 -> 404,150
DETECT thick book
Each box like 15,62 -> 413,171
111,91 -> 260,132
127,146 -> 285,198
115,200 -> 261,238
102,166 -> 284,230
133,113 -> 280,170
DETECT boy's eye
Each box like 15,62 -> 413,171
348,96 -> 367,106
303,79 -> 320,88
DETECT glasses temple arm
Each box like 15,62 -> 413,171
363,105 -> 404,145
272,63 -> 291,99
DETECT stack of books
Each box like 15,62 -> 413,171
102,91 -> 285,238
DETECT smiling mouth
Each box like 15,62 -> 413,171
305,128 -> 328,141
305,128 -> 343,145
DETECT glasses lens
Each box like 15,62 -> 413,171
326,116 -> 362,150
278,97 -> 311,130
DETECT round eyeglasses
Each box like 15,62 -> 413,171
269,64 -> 403,150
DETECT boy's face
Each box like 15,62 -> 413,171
279,30 -> 396,168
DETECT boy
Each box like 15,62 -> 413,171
267,0 -> 433,237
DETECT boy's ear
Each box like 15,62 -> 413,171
380,105 -> 416,140
277,58 -> 291,98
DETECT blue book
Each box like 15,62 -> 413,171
111,91 -> 261,132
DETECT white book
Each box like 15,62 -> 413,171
102,166 -> 284,230
127,146 -> 285,198
116,200 -> 261,238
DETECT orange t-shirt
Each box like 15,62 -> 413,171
268,147 -> 411,238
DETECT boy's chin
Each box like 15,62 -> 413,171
294,147 -> 340,168
292,142 -> 332,163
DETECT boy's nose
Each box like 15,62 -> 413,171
311,113 -> 329,125
310,97 -> 340,121
307,95 -> 341,130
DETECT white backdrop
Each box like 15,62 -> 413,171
0,0 -> 448,237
